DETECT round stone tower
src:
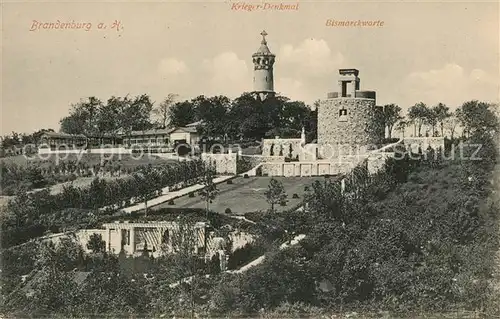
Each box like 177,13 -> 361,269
252,30 -> 275,100
317,69 -> 384,157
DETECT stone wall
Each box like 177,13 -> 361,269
262,138 -> 303,159
403,137 -> 445,153
318,98 -> 384,154
260,156 -> 366,177
201,153 -> 237,175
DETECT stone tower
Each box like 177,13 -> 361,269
317,69 -> 384,156
252,30 -> 275,100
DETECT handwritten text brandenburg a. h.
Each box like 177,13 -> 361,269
230,2 -> 299,11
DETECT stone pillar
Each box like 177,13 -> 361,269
130,228 -> 135,254
107,228 -> 111,252
349,80 -> 356,96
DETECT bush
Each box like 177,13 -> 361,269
168,199 -> 175,205
244,211 -> 267,223
188,192 -> 195,198
226,241 -> 267,270
227,180 -> 233,185
224,208 -> 232,215
292,193 -> 299,199
243,174 -> 249,179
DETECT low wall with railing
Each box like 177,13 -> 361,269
38,147 -> 132,155
403,137 -> 445,153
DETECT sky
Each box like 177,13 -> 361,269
2,0 -> 499,135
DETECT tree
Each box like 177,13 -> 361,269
423,106 -> 438,136
408,102 -> 428,137
194,95 -> 230,139
444,109 -> 460,139
162,218 -> 207,317
199,165 -> 218,219
396,119 -> 409,139
134,165 -> 161,217
87,233 -> 106,253
154,94 -> 178,128
168,101 -> 197,128
433,103 -> 450,137
60,99 -> 97,135
457,100 -> 499,137
265,178 -> 288,212
382,104 -> 403,139
123,94 -> 155,131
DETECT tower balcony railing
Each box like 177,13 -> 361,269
326,91 -> 376,99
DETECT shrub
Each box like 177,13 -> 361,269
224,208 -> 232,215
256,166 -> 263,176
292,193 -> 299,199
226,241 -> 267,270
244,211 -> 267,222
243,174 -> 249,179
188,192 -> 195,198
227,180 -> 233,185
168,199 -> 175,205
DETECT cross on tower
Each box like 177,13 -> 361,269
260,30 -> 268,43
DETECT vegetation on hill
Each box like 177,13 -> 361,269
0,154 -> 174,195
0,160 -> 213,247
0,100 -> 498,318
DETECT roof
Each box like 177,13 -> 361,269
185,120 -> 204,127
127,129 -> 172,137
339,69 -> 360,76
253,30 -> 274,56
255,43 -> 272,55
42,132 -> 87,139
170,126 -> 198,134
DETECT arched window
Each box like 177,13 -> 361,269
339,109 -> 348,122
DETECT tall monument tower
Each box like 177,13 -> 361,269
252,30 -> 275,100
317,68 -> 383,155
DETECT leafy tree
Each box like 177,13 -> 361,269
422,106 -> 438,136
153,93 -> 178,128
123,94 -> 155,131
408,102 -> 428,137
444,110 -> 461,139
194,95 -> 230,139
60,98 -> 99,135
396,119 -> 409,139
433,103 -> 451,137
60,95 -> 154,138
134,165 -> 162,217
382,104 -> 403,139
265,178 -> 288,212
168,100 -> 197,128
199,165 -> 218,219
87,233 -> 106,253
457,100 -> 499,137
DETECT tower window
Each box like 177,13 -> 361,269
265,76 -> 268,82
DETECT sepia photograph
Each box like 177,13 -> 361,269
1,0 -> 499,318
